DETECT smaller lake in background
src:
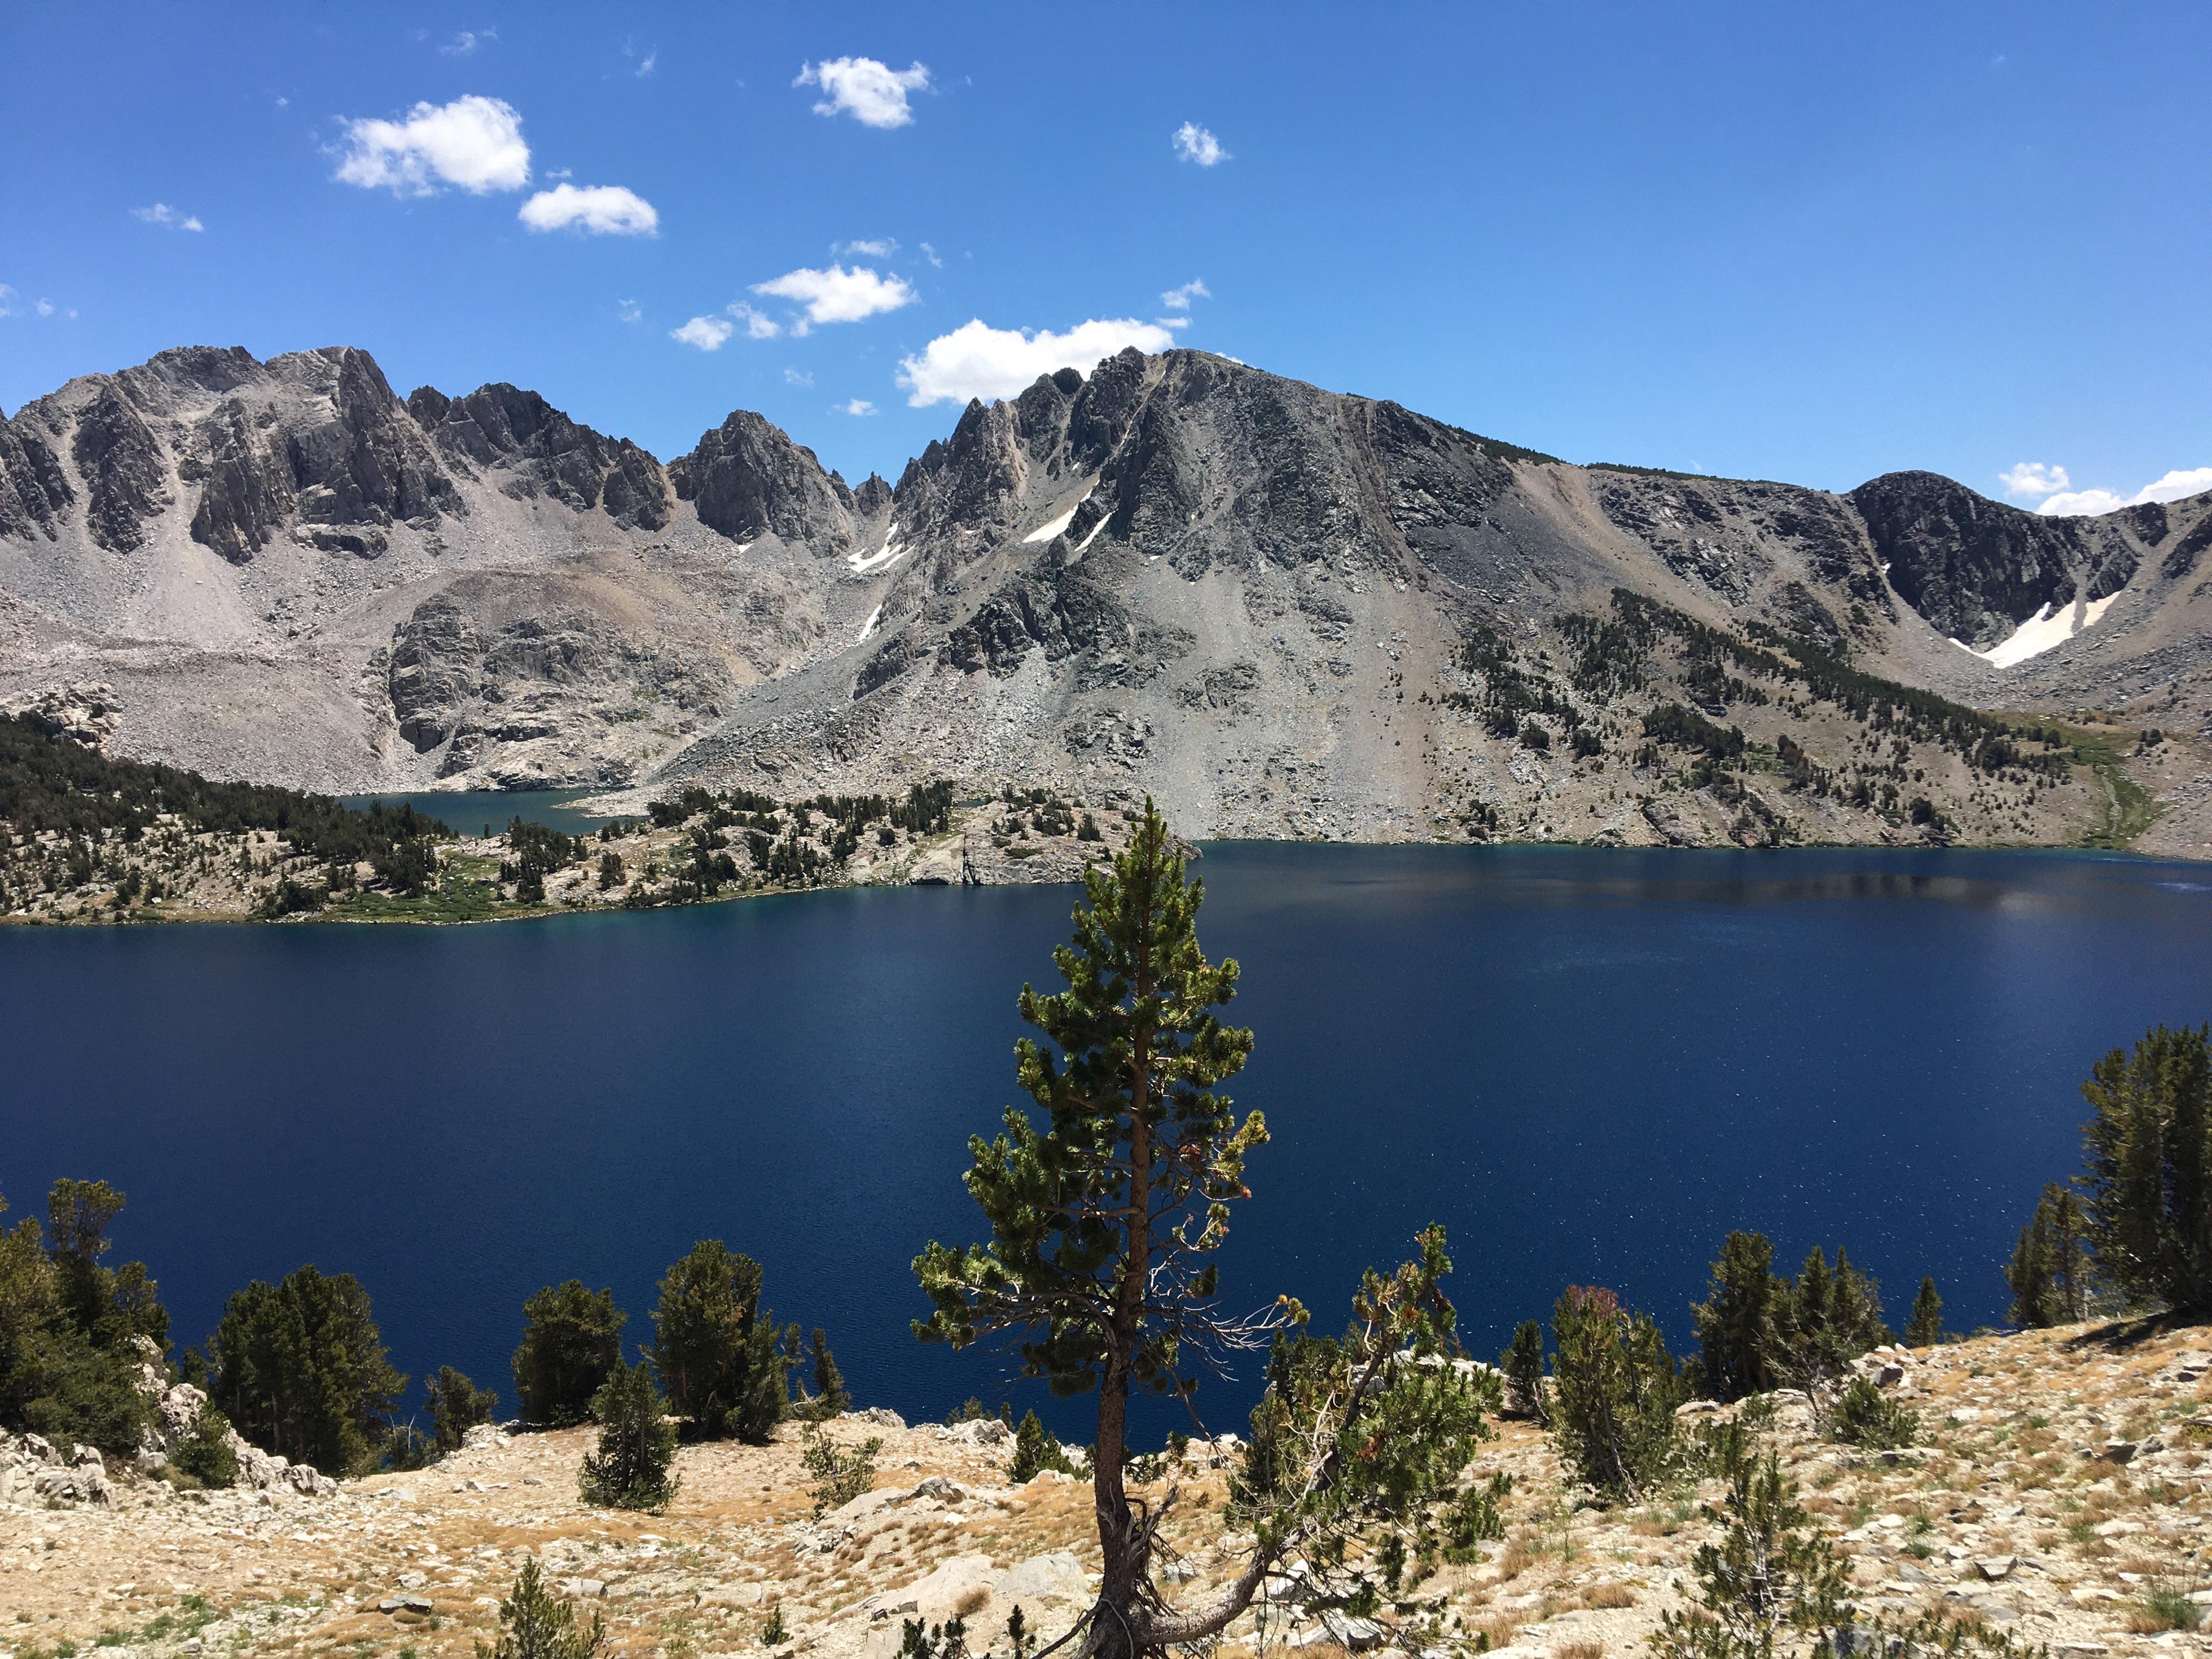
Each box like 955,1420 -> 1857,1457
336,788 -> 618,836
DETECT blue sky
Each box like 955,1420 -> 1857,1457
2,2 -> 2207,512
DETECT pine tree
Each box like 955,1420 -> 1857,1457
1548,1285 -> 1686,1501
1007,1409 -> 1074,1484
649,1242 -> 790,1441
1500,1319 -> 1550,1423
1764,1245 -> 1887,1423
513,1282 -> 626,1427
579,1359 -> 678,1512
2008,1209 -> 2055,1327
2080,1025 -> 2212,1310
808,1329 -> 850,1417
429,1366 -> 498,1456
1691,1232 -> 1782,1401
1904,1277 -> 1943,1347
2009,1184 -> 2093,1327
476,1556 -> 606,1659
207,1264 -> 404,1476
914,802 -> 1493,1659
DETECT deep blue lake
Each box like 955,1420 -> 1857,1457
4,845 -> 2209,1447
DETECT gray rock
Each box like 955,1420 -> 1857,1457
378,1593 -> 434,1615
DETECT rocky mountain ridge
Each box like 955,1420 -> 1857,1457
3,343 -> 2207,855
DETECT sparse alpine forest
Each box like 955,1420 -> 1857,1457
0,709 -> 1139,925
5,816 -> 2210,1659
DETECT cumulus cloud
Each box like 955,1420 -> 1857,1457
1999,462 -> 2069,498
132,203 -> 204,232
1172,122 -> 1229,166
897,318 -> 1177,407
795,57 -> 930,128
750,264 -> 915,330
670,315 -> 735,351
919,241 -> 943,267
2035,467 -> 2212,517
729,302 -> 781,340
836,237 -> 898,258
842,399 -> 878,416
1159,277 -> 1209,311
440,29 -> 494,56
517,183 -> 658,236
334,95 -> 530,195
35,299 -> 53,317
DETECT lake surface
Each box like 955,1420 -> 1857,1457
336,788 -> 616,836
4,846 -> 2209,1446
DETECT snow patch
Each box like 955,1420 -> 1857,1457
1077,513 -> 1111,552
1022,506 -> 1079,544
858,603 -> 884,643
1969,589 -> 2123,669
848,522 -> 909,575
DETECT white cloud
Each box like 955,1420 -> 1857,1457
918,241 -> 943,268
439,29 -> 494,57
728,302 -> 781,340
35,299 -> 53,317
1999,462 -> 2068,498
0,285 -> 18,318
1172,122 -> 1229,166
670,315 -> 735,351
784,367 -> 814,386
618,298 -> 642,323
842,399 -> 878,416
2034,466 -> 2212,517
897,318 -> 1177,406
1156,317 -> 1190,330
132,203 -> 204,232
2034,488 -> 2128,518
1160,277 -> 1209,311
518,183 -> 658,236
334,94 -> 530,195
636,49 -> 657,77
836,237 -> 898,258
750,264 -> 915,329
795,57 -> 930,128
2128,467 -> 2212,505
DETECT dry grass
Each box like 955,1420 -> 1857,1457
1468,1612 -> 1524,1651
952,1586 -> 991,1619
1555,1642 -> 1606,1659
1582,1582 -> 1637,1610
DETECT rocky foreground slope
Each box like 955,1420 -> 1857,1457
3,344 -> 2208,855
10,1320 -> 2212,1659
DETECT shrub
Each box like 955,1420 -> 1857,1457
1648,1420 -> 1847,1659
649,1243 -> 789,1441
478,1556 -> 605,1658
1549,1285 -> 1686,1501
428,1366 -> 498,1456
579,1359 -> 678,1513
169,1405 -> 239,1489
1441,1471 -> 1512,1562
804,1329 -> 849,1419
1833,1376 -> 1917,1449
1007,1409 -> 1075,1484
512,1282 -> 625,1427
800,1421 -> 882,1515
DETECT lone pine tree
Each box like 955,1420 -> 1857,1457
914,800 -> 1491,1659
